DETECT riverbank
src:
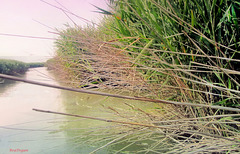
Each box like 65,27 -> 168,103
49,34 -> 240,153
0,59 -> 45,75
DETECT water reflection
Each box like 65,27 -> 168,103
0,79 -> 18,96
60,90 -> 164,153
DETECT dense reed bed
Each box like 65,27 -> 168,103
47,0 -> 240,153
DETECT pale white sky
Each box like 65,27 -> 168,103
0,0 -> 108,58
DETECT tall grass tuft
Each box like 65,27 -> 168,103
101,0 -> 240,108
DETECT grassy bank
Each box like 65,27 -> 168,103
0,59 -> 45,75
28,62 -> 45,68
49,0 -> 240,153
0,59 -> 29,75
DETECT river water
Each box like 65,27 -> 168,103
0,67 -> 163,154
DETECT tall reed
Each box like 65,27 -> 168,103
101,0 -> 240,108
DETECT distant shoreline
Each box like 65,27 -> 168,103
0,56 -> 52,63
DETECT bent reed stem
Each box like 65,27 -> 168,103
1,73 -> 240,112
32,108 -> 237,141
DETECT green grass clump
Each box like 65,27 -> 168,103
0,59 -> 29,75
100,0 -> 240,108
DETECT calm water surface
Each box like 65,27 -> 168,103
0,67 -> 161,154
0,68 -> 67,153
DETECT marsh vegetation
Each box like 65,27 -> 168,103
0,59 -> 45,75
8,0 -> 239,153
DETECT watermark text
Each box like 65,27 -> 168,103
10,148 -> 28,153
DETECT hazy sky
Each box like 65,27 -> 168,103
0,0 -> 108,57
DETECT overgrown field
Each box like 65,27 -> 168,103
49,0 -> 240,153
